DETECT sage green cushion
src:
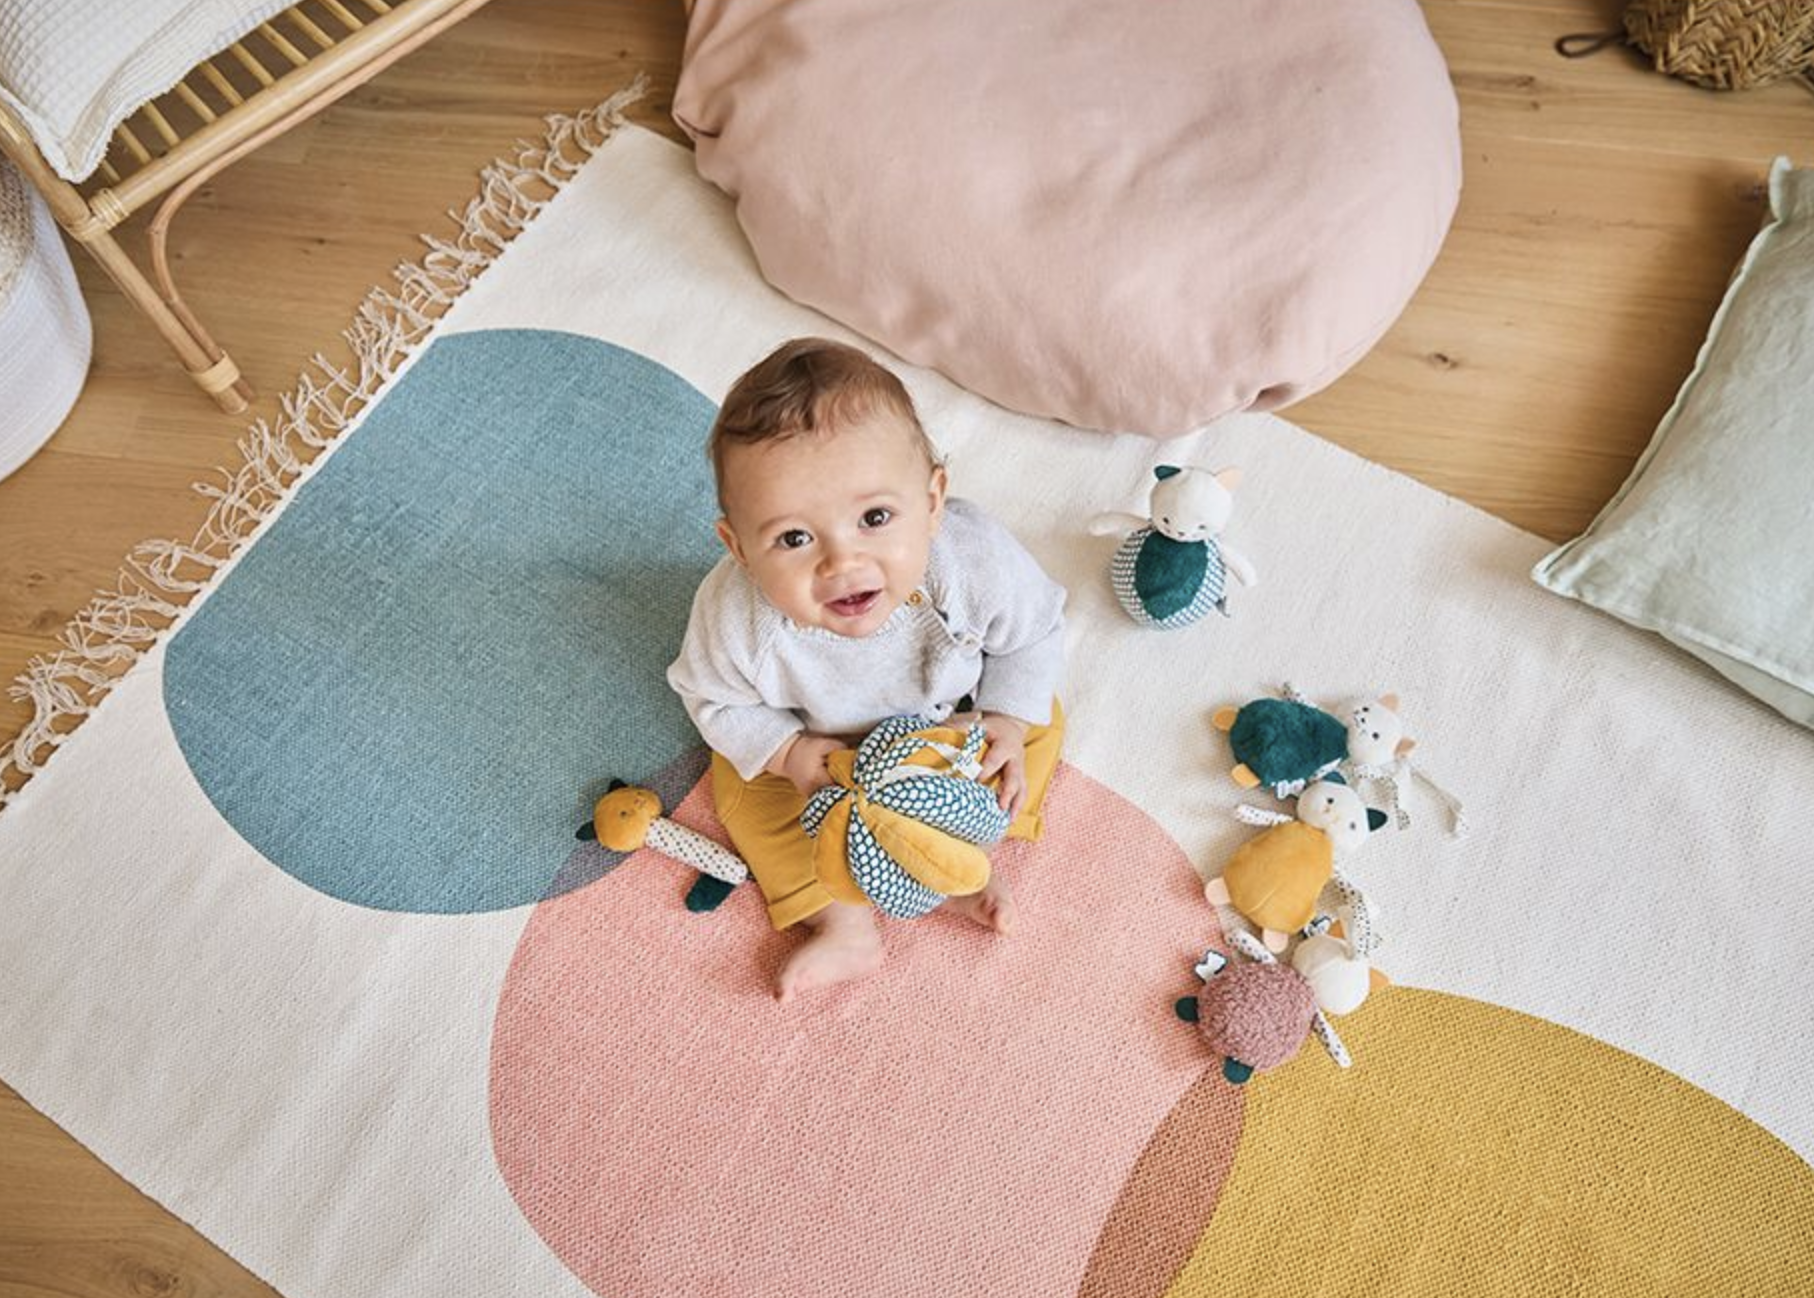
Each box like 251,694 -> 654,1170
1533,158 -> 1814,729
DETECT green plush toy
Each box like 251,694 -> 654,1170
1212,685 -> 1467,835
1090,465 -> 1258,628
1213,694 -> 1352,795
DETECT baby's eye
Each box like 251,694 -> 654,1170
861,507 -> 893,529
777,529 -> 812,550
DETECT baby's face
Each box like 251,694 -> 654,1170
716,410 -> 947,638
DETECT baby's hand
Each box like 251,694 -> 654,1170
771,732 -> 845,798
978,713 -> 1029,818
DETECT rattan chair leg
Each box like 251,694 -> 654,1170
81,225 -> 252,414
0,107 -> 250,414
147,194 -> 260,413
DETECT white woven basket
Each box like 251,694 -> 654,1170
0,158 -> 91,482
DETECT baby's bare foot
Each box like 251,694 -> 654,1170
777,904 -> 883,1002
945,872 -> 1016,935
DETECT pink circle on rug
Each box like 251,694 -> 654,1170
490,765 -> 1232,1297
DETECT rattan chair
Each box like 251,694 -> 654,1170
0,0 -> 492,414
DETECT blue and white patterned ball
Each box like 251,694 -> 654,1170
801,715 -> 1011,918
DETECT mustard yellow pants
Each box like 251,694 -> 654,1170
712,704 -> 1066,930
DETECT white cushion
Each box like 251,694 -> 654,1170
1533,159 -> 1814,729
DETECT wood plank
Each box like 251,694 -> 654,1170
0,1083 -> 282,1298
1291,0 -> 1810,539
1293,135 -> 1774,538
1433,0 -> 1814,158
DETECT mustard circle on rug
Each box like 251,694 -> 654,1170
1155,987 -> 1814,1297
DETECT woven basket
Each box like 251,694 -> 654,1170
1624,0 -> 1814,90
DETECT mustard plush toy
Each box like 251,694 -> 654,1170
802,714 -> 1011,918
1204,777 -> 1388,951
578,779 -> 749,911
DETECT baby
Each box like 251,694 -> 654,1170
668,338 -> 1067,1000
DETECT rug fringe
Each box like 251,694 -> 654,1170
0,76 -> 649,811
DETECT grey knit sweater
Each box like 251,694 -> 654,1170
668,498 -> 1067,779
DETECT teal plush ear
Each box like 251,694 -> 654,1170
1222,1058 -> 1254,1085
1154,465 -> 1182,480
686,873 -> 736,913
1323,771 -> 1348,787
1367,808 -> 1389,832
1174,996 -> 1201,1023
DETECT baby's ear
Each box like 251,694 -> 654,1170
927,463 -> 950,530
714,517 -> 748,567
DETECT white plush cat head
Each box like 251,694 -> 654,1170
1148,465 -> 1242,543
1297,778 -> 1387,857
1347,695 -> 1416,767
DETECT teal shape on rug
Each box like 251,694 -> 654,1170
164,330 -> 720,913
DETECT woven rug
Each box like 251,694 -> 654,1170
2,96 -> 1812,1297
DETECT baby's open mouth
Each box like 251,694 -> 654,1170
825,590 -> 881,619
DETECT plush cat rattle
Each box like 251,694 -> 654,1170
1090,465 -> 1258,628
578,779 -> 751,911
1205,776 -> 1387,952
801,714 -> 1012,918
1213,685 -> 1467,835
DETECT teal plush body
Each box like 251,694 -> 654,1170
1115,528 -> 1228,626
1227,697 -> 1348,792
1212,691 -> 1465,836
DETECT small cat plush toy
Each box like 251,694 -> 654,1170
1212,689 -> 1414,797
1205,777 -> 1388,952
1213,686 -> 1468,835
1089,465 -> 1258,628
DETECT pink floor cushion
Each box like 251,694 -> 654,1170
673,0 -> 1461,437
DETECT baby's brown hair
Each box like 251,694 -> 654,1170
709,338 -> 935,505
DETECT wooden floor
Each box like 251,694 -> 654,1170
0,0 -> 1808,1292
